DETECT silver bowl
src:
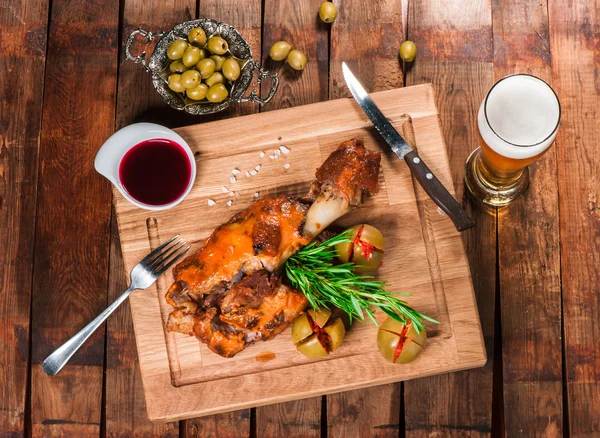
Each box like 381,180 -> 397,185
125,19 -> 278,115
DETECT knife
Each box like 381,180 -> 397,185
342,62 -> 475,232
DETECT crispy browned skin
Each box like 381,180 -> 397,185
166,138 -> 381,358
316,138 -> 381,204
166,196 -> 310,305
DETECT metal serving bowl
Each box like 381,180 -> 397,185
125,19 -> 278,115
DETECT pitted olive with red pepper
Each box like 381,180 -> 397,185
377,318 -> 427,364
291,309 -> 346,358
335,224 -> 385,272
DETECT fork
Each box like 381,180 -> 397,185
42,235 -> 190,376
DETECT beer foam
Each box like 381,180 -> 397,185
478,75 -> 560,159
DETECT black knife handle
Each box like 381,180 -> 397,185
404,150 -> 475,232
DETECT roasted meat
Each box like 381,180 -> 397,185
166,138 -> 381,358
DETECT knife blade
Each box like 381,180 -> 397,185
342,62 -> 475,232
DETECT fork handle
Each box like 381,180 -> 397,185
42,285 -> 135,376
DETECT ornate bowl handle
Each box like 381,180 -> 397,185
236,60 -> 279,105
125,28 -> 164,73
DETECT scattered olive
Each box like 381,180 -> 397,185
197,48 -> 207,61
269,41 -> 293,61
169,60 -> 187,74
399,40 -> 417,62
186,83 -> 209,101
210,55 -> 226,71
292,309 -> 346,358
182,46 -> 202,67
377,318 -> 427,364
167,39 -> 188,60
179,69 -> 201,89
205,71 -> 225,87
335,224 -> 385,272
167,74 -> 185,92
206,83 -> 229,103
222,58 -> 241,81
286,49 -> 307,71
207,36 -> 229,55
197,58 -> 216,79
319,2 -> 338,23
188,27 -> 207,47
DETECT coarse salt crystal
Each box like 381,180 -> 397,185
269,154 -> 276,160
226,200 -> 233,207
279,145 -> 290,154
229,191 -> 235,197
207,199 -> 216,206
235,193 -> 241,198
245,171 -> 251,177
255,165 -> 261,171
259,151 -> 265,158
221,186 -> 229,193
254,192 -> 259,197
230,175 -> 237,184
284,163 -> 291,170
232,168 -> 241,175
249,169 -> 257,176
274,149 -> 281,157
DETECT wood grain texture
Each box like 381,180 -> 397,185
549,0 -> 600,436
107,0 -> 195,436
255,1 -> 327,436
493,0 -> 564,436
327,1 -> 405,435
29,0 -> 118,435
113,86 -> 485,422
403,0 -> 497,436
0,0 -> 48,434
183,0 -> 262,435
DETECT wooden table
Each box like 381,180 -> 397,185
2,0 -> 598,436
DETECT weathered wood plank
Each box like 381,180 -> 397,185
492,0 -> 564,435
29,0 -> 119,435
404,0 -> 496,436
549,0 -> 600,435
327,0 -> 404,435
254,0 -> 328,436
106,0 -> 195,436
183,0 -> 262,434
0,0 -> 49,434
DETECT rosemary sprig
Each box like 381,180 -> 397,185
285,230 -> 438,333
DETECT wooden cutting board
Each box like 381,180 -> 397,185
114,84 -> 486,422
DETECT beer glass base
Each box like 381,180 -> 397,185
464,148 -> 529,207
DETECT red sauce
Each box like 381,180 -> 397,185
255,352 -> 277,363
393,322 -> 411,363
119,138 -> 191,206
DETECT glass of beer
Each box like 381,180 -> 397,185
465,74 -> 561,206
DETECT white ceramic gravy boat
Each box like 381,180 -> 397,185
94,122 -> 196,211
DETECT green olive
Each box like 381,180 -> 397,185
291,309 -> 346,358
377,318 -> 427,364
167,74 -> 185,92
197,58 -> 216,79
169,60 -> 187,74
319,2 -> 338,23
182,46 -> 202,67
197,49 -> 208,61
206,83 -> 229,103
222,58 -> 241,81
286,49 -> 307,71
179,69 -> 201,89
335,224 -> 385,272
204,71 -> 225,87
210,55 -> 226,71
269,41 -> 292,61
188,27 -> 207,47
167,39 -> 188,60
207,36 -> 229,55
186,83 -> 209,101
399,40 -> 417,62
